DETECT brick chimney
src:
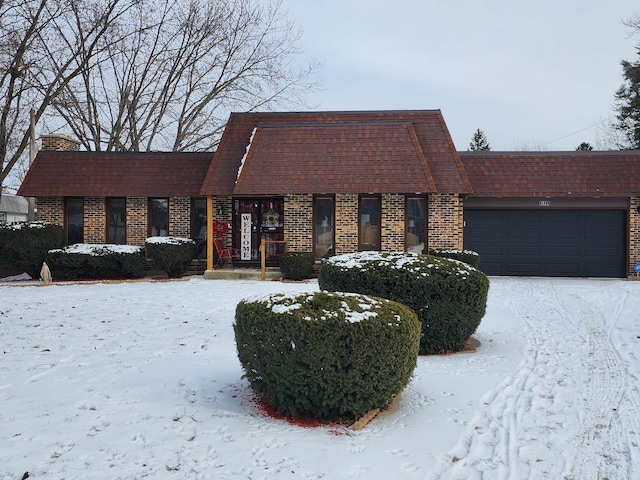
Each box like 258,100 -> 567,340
40,134 -> 81,151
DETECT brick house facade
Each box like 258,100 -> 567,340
17,110 -> 640,278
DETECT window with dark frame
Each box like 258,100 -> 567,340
406,197 -> 426,253
359,195 -> 381,251
149,198 -> 169,236
65,197 -> 84,244
314,196 -> 334,258
107,198 -> 126,244
192,198 -> 207,259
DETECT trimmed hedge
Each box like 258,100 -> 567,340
318,251 -> 489,354
0,222 -> 65,278
279,252 -> 315,280
235,291 -> 421,420
46,244 -> 146,280
145,237 -> 195,277
428,249 -> 480,268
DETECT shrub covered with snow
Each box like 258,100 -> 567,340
318,251 -> 489,354
0,222 -> 64,278
234,291 -> 420,420
428,249 -> 480,268
145,237 -> 195,277
279,251 -> 316,280
46,244 -> 146,280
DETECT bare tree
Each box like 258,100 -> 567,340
48,0 -> 320,152
0,0 -> 139,198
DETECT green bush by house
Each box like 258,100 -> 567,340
234,291 -> 420,420
46,244 -> 146,280
145,237 -> 195,277
318,251 -> 489,354
0,222 -> 64,278
279,252 -> 315,280
428,249 -> 481,268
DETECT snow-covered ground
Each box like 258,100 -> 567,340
1,276 -> 639,479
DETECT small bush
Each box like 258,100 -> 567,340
46,244 -> 146,280
235,291 -> 420,420
279,252 -> 315,280
0,222 -> 65,278
318,251 -> 489,354
428,249 -> 480,268
145,237 -> 195,277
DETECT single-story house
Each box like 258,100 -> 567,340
17,111 -> 640,278
0,194 -> 29,224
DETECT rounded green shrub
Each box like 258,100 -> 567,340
145,237 -> 195,277
428,249 -> 480,268
279,251 -> 315,280
318,251 -> 489,354
46,244 -> 146,280
234,291 -> 420,420
0,222 -> 65,278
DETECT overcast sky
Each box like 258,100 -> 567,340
277,0 -> 639,151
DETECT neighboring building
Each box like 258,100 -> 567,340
0,194 -> 29,224
17,110 -> 640,278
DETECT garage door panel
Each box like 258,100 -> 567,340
584,228 -> 623,240
545,246 -> 578,256
546,228 -> 581,239
507,246 -> 542,256
506,263 -> 542,275
464,209 -> 625,278
506,228 -> 541,239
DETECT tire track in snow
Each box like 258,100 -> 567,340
566,283 -> 640,480
427,278 -> 640,480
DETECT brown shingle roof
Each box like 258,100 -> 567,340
200,110 -> 471,196
18,151 -> 213,197
460,151 -> 640,197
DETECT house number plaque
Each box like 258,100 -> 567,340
241,213 -> 252,260
539,200 -> 551,207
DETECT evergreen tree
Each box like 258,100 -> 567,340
468,128 -> 491,151
576,142 -> 593,151
614,47 -> 640,149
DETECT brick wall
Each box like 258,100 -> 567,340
126,197 -> 147,246
629,197 -> 640,276
284,194 -> 313,252
35,197 -> 64,225
428,194 -> 463,250
381,193 -> 405,251
84,197 -> 105,243
40,134 -> 80,151
335,194 -> 358,254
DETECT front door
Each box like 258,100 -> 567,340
233,198 -> 285,266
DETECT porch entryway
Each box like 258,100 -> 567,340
232,197 -> 285,267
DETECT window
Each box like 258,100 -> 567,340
107,198 -> 126,244
192,198 -> 207,259
65,197 -> 84,244
406,197 -> 426,253
192,198 -> 207,240
314,196 -> 334,258
149,198 -> 168,236
359,195 -> 381,251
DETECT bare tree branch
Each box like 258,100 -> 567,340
0,0 -> 141,196
48,0 -> 321,152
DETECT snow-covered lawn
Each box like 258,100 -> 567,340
1,276 -> 639,479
